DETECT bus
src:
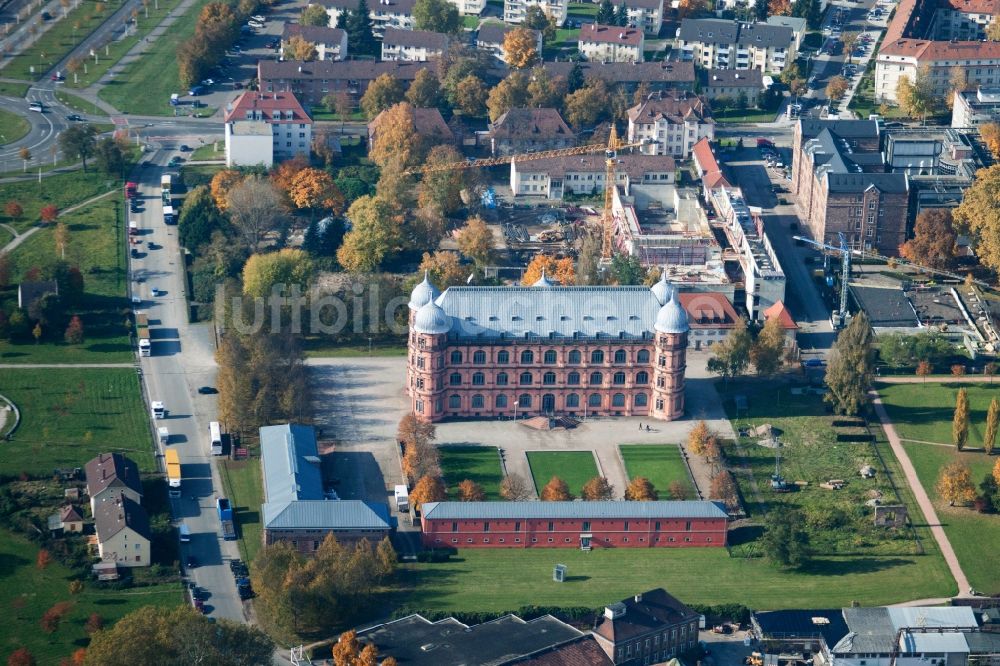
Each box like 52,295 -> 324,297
209,421 -> 222,456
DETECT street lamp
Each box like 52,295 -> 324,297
513,397 -> 520,421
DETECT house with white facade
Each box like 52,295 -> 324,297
627,91 -> 715,158
381,27 -> 448,61
281,24 -> 348,61
579,23 -> 644,63
476,22 -> 542,63
625,0 -> 664,36
224,90 -> 313,168
677,18 -> 796,73
765,15 -> 807,51
700,68 -> 763,107
952,86 -> 1000,126
509,152 -> 676,200
94,492 -> 150,568
503,0 -> 567,27
315,0 -> 416,36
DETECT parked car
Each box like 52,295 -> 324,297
67,113 -> 83,121
198,386 -> 218,394
179,144 -> 191,152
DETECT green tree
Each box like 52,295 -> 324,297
953,387 -> 969,451
303,216 -> 346,257
405,68 -> 443,108
360,73 -> 405,119
412,0 -> 460,34
452,74 -> 488,116
609,253 -> 644,285
486,71 -> 530,121
751,316 -> 786,376
178,185 -> 226,250
93,137 -> 124,175
83,606 -> 274,665
300,4 -> 329,26
896,66 -> 937,121
336,195 -> 403,272
760,509 -> 811,567
707,317 -> 753,381
900,208 -> 958,270
596,0 -> 615,23
524,5 -> 556,42
417,144 -> 465,214
345,0 -> 378,57
58,124 -> 98,172
242,248 -> 314,298
824,312 -> 875,416
984,398 -> 999,455
563,78 -> 610,129
615,0 -> 628,25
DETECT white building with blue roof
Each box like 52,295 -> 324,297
405,273 -> 690,423
260,424 -> 390,554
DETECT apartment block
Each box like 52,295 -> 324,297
677,18 -> 796,73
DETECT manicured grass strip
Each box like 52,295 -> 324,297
0,107 -> 30,145
302,341 -> 407,358
879,382 -> 1000,446
0,225 -> 13,247
0,168 -> 116,233
620,444 -> 695,498
526,451 -> 598,497
440,445 -> 504,500
2,0 -> 121,81
0,528 -> 183,664
98,0 -> 213,115
397,546 -> 955,613
65,0 -> 185,89
0,368 -> 153,476
54,89 -> 107,116
189,141 -> 224,161
220,458 -> 264,562
0,82 -> 30,98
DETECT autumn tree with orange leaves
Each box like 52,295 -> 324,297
540,476 -> 573,501
522,254 -> 575,285
288,168 -> 346,217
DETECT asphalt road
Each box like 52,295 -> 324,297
130,151 -> 246,622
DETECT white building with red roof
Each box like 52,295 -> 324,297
223,90 -> 313,167
763,300 -> 798,351
579,24 -> 645,63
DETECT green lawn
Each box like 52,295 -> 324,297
302,340 -> 407,358
0,195 -> 133,363
98,0 -> 213,115
0,368 -> 153,476
567,2 -> 598,18
462,14 -> 479,28
54,90 -> 107,116
526,451 -> 598,497
397,546 -> 955,613
440,445 -> 504,500
0,108 -> 30,145
878,382 -> 1000,446
0,169 -> 117,233
220,458 -> 264,563
2,0 -> 121,81
900,441 -> 1000,592
620,444 -> 695,498
64,0 -> 185,90
714,108 -> 779,123
721,383 -> 923,556
0,528 -> 183,664
0,82 -> 30,98
189,141 -> 225,161
0,225 -> 13,247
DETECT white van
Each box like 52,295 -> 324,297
158,426 -> 169,444
139,338 -> 151,356
179,523 -> 191,542
151,401 -> 166,419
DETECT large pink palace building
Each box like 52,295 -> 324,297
405,272 -> 690,423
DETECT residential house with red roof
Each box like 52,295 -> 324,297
223,90 -> 312,167
579,24 -> 645,63
677,292 -> 740,350
763,300 -> 798,352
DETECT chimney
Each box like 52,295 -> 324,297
635,593 -> 643,603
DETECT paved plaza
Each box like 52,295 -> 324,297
308,354 -> 734,502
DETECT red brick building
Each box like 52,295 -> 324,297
419,501 -> 728,549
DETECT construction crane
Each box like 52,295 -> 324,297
403,127 -> 645,260
794,233 -> 991,329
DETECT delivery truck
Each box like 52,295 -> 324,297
394,485 -> 409,512
217,498 -> 236,540
165,448 -> 181,497
151,401 -> 166,419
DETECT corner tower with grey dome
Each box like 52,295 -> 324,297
406,272 -> 689,423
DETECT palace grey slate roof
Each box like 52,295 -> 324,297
433,285 -> 665,339
260,423 -> 323,504
421,500 -> 728,520
263,500 -> 390,531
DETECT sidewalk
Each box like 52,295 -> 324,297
870,391 -> 970,597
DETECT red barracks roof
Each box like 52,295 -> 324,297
224,90 -> 311,124
764,299 -> 798,329
677,292 -> 739,328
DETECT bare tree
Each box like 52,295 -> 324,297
226,176 -> 285,250
500,473 -> 532,500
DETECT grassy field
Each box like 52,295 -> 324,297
721,383 -> 922,556
440,445 -> 504,500
397,546 -> 955,613
54,90 -> 107,116
0,108 -> 30,145
900,441 -> 1000,592
302,341 -> 407,358
0,169 -> 117,233
64,0 -> 185,90
0,368 -> 153,476
2,0 -> 121,81
0,225 -> 13,247
714,108 -> 778,123
879,382 -> 1000,446
220,458 -> 264,563
0,82 -> 30,98
0,195 -> 132,363
619,444 -> 695,498
526,451 -> 598,497
98,0 -> 213,115
189,141 -> 224,161
0,528 -> 183,664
